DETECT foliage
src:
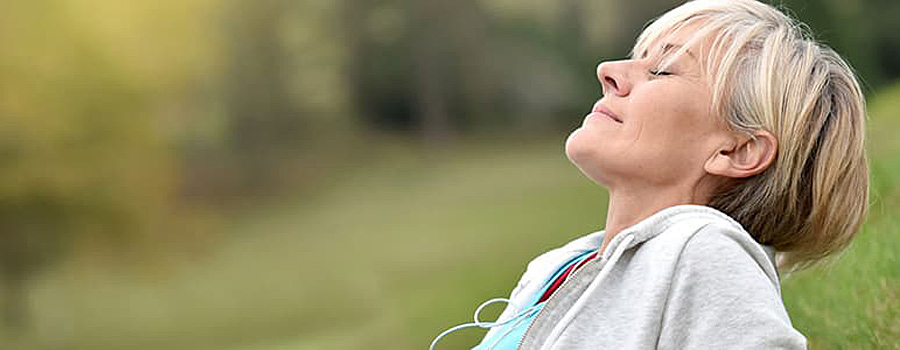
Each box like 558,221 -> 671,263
0,0 -> 214,328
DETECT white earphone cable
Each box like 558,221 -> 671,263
430,298 -> 540,350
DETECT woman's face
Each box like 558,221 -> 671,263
565,29 -> 731,191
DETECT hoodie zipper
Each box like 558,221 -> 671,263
515,254 -> 606,350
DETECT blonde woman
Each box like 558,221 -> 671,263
431,0 -> 868,349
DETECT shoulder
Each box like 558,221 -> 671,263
657,223 -> 807,349
508,230 -> 604,300
526,230 -> 605,271
674,222 -> 781,291
633,206 -> 781,287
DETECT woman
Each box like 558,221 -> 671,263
432,0 -> 868,349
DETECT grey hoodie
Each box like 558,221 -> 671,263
483,205 -> 807,349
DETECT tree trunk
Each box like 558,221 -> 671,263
407,0 -> 455,146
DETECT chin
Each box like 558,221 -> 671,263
565,127 -> 592,157
564,130 -> 580,162
564,131 -> 608,186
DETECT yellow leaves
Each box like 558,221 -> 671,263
0,0 -> 179,250
57,0 -> 220,93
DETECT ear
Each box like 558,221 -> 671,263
704,131 -> 777,178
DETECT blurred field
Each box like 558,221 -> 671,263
16,137 -> 602,350
1,85 -> 894,350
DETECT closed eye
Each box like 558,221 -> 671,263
649,69 -> 672,76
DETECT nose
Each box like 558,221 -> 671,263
596,60 -> 631,97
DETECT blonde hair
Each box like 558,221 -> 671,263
633,0 -> 868,271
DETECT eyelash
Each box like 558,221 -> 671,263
649,69 -> 672,76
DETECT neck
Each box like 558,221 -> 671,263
598,184 -> 709,254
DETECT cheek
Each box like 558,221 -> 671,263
637,99 -> 718,175
634,87 -> 710,145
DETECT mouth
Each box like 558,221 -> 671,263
592,101 -> 622,123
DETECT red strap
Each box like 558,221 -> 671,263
538,252 -> 597,303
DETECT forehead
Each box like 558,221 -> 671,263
632,18 -> 714,62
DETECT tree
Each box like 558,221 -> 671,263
0,0 -> 191,328
343,0 -> 501,143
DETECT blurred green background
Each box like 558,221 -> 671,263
0,0 -> 897,349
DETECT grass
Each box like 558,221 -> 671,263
9,85 -> 900,349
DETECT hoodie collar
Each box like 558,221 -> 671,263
599,204 -> 747,259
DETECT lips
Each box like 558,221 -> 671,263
591,101 -> 622,123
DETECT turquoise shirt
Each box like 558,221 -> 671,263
472,250 -> 593,350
